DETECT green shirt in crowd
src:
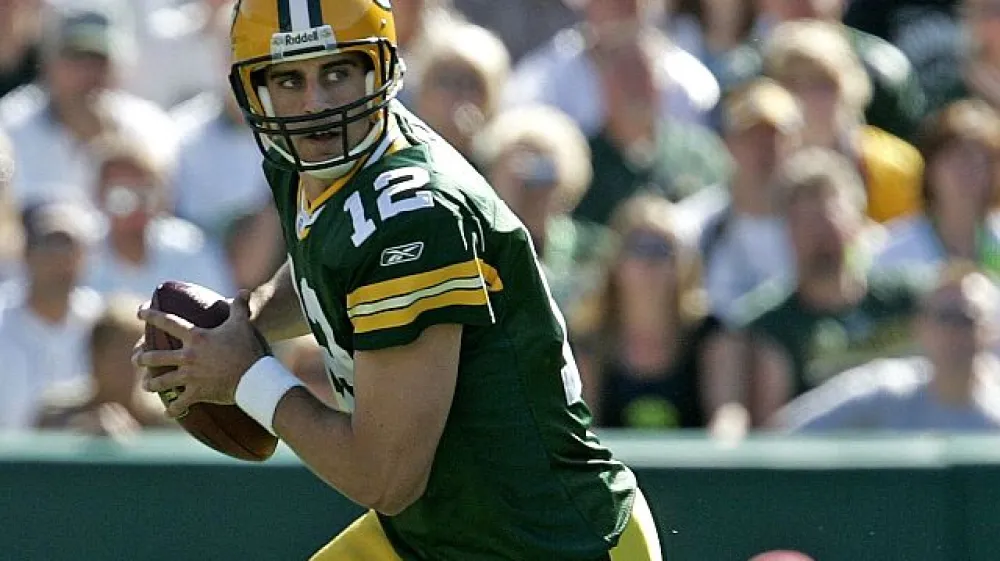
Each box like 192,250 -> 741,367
734,270 -> 929,396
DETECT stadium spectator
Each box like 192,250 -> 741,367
0,3 -> 179,210
504,0 -> 720,135
0,202 -> 102,431
724,0 -> 925,141
474,105 -> 609,319
701,148 -> 924,432
392,0 -> 466,108
570,30 -> 731,225
0,128 -> 22,285
82,135 -> 234,300
168,1 -> 281,288
413,22 -> 509,162
678,78 -> 801,323
124,0 -> 233,108
844,0 -> 962,113
774,262 -> 1000,432
452,0 -> 576,62
668,0 -> 758,83
35,293 -> 172,436
934,0 -> 1000,112
573,194 -> 716,428
877,99 -> 1000,276
763,19 -> 924,224
0,0 -> 43,100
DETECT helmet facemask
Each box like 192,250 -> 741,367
230,34 -> 403,178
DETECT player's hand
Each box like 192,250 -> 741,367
133,289 -> 268,418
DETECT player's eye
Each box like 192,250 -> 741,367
323,68 -> 350,85
276,77 -> 299,89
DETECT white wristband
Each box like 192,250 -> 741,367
235,356 -> 304,436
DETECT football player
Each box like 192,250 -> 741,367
135,1 -> 662,559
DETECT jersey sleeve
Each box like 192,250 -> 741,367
345,200 -> 501,351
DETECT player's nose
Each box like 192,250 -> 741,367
302,79 -> 333,115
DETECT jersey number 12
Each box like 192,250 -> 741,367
344,167 -> 433,247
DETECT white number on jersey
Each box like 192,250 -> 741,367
298,275 -> 357,413
343,166 -> 434,247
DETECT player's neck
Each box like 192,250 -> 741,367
300,173 -> 331,205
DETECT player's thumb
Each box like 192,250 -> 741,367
230,289 -> 253,321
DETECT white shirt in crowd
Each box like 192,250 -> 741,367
0,284 -> 103,431
0,85 -> 180,209
675,183 -> 793,324
875,213 -> 1000,271
169,93 -> 271,238
775,357 -> 1000,432
503,26 -> 720,136
123,1 -> 226,109
83,216 -> 235,300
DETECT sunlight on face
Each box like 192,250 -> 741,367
264,52 -> 374,163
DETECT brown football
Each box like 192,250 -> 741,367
146,281 -> 278,461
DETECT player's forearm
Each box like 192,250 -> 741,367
249,259 -> 311,342
272,388 -> 427,515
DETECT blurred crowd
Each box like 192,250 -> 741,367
3,0 -> 1000,440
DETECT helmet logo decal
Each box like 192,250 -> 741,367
270,24 -> 337,59
374,0 -> 392,10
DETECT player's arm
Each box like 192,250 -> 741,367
248,257 -> 311,342
140,295 -> 461,515
272,323 -> 460,514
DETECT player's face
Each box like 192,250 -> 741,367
264,52 -> 373,165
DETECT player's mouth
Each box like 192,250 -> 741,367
304,130 -> 340,142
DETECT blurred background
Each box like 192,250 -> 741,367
4,0 -> 1000,559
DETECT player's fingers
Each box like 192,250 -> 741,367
164,388 -> 196,419
143,369 -> 187,394
134,348 -> 191,369
137,308 -> 197,343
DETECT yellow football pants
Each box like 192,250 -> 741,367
309,488 -> 662,561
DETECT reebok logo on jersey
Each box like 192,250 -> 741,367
380,242 -> 424,266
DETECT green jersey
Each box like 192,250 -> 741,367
263,103 -> 635,561
735,271 -> 926,396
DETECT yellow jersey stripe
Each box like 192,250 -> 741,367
347,258 -> 502,308
349,276 -> 485,318
351,288 -> 489,334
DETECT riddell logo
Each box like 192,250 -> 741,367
270,25 -> 335,57
284,29 -> 320,46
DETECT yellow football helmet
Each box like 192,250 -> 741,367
229,0 -> 404,175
